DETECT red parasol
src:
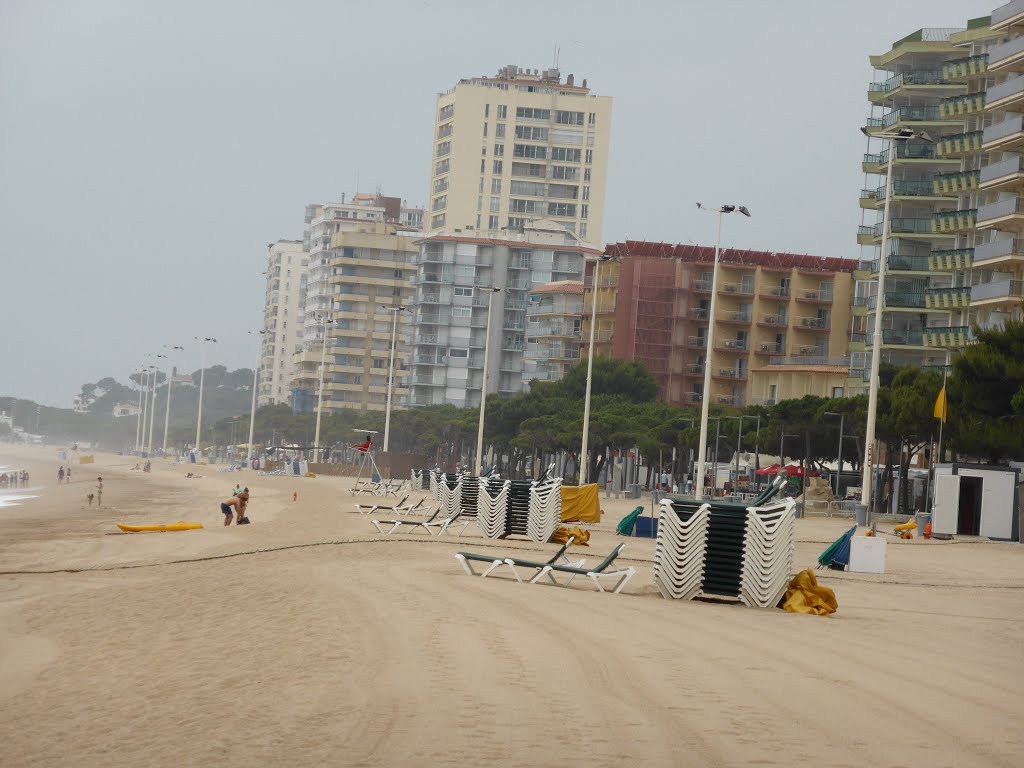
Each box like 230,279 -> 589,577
755,463 -> 781,476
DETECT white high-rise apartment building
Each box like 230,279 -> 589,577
428,65 -> 612,243
258,240 -> 306,407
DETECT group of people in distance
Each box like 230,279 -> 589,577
1,470 -> 29,488
220,485 -> 250,526
57,466 -> 71,484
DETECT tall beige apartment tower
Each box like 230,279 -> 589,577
428,65 -> 613,243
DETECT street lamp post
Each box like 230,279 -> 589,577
149,357 -> 167,456
824,411 -> 845,499
161,345 -> 184,453
141,365 -> 156,454
859,127 -> 932,523
312,315 -> 335,465
382,306 -> 409,454
724,414 -> 757,492
580,255 -> 614,484
134,367 -> 146,452
475,287 -> 501,476
247,331 -> 266,464
194,336 -> 218,453
694,203 -> 750,499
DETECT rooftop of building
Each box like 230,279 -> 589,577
418,219 -> 602,253
604,241 -> 858,274
529,280 -> 584,296
456,65 -> 591,93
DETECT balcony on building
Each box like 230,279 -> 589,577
873,329 -> 926,347
716,338 -> 749,353
795,315 -> 830,331
867,73 -> 963,105
934,169 -> 980,195
758,313 -> 786,328
718,310 -> 752,324
924,286 -> 971,309
971,278 -> 1024,306
932,208 -> 977,233
870,290 -> 927,309
713,367 -> 747,381
990,77 -> 1024,121
993,0 -> 1024,32
795,286 -> 834,304
938,92 -> 986,118
717,281 -> 754,297
980,155 -> 1024,193
686,335 -> 708,349
683,392 -> 703,406
929,247 -> 973,271
977,197 -> 1024,230
862,143 -> 955,175
863,106 -> 958,138
713,393 -> 745,407
974,237 -> 1024,266
938,130 -> 984,157
692,279 -> 712,293
943,54 -> 989,81
991,35 -> 1024,78
685,362 -> 704,376
754,341 -> 783,356
689,306 -> 709,321
924,325 -> 972,348
983,115 -> 1024,153
882,179 -> 959,205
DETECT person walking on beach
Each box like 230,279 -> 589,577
95,477 -> 103,506
58,467 -> 64,484
65,467 -> 71,484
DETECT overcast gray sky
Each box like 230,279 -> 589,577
0,0 -> 987,406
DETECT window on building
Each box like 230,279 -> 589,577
431,213 -> 445,228
584,167 -> 591,182
585,149 -> 593,164
483,123 -> 488,137
512,162 -> 545,177
832,386 -> 844,398
490,196 -> 500,212
435,158 -> 450,175
514,125 -> 548,141
547,202 -> 576,217
491,178 -> 502,194
580,204 -> 588,219
433,177 -> 448,194
510,180 -> 545,196
514,144 -> 547,159
550,165 -> 579,180
438,104 -> 454,121
511,198 -> 544,213
579,223 -> 587,239
394,268 -> 403,278
482,144 -> 487,155
437,122 -> 453,139
515,106 -> 550,120
493,143 -> 504,156
555,110 -> 584,125
582,185 -> 590,200
432,195 -> 447,212
449,347 -> 469,357
495,123 -> 506,138
436,141 -> 451,157
452,307 -> 471,318
454,286 -> 473,297
480,158 -> 485,173
508,216 -> 530,228
484,103 -> 490,118
550,147 -> 581,162
493,160 -> 503,175
488,215 -> 499,229
547,183 -> 578,199
588,112 -> 596,126
497,104 -> 507,119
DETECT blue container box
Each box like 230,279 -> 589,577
634,515 -> 659,538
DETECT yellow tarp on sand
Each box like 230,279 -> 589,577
560,484 -> 601,524
781,569 -> 838,616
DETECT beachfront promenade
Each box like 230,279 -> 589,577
1,444 -> 1022,767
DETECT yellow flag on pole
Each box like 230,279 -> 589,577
933,385 -> 947,423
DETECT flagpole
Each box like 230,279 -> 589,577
929,366 -> 948,516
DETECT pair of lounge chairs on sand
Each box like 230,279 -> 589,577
366,498 -> 471,536
455,539 -> 635,594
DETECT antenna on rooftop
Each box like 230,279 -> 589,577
553,44 -> 560,69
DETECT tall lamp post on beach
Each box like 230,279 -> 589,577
161,344 -> 185,453
312,314 -> 337,464
859,126 -> 932,523
381,305 -> 409,454
246,330 -> 266,464
824,411 -> 845,499
694,202 -> 751,499
134,367 -> 146,452
194,336 -> 218,453
580,254 -> 615,484
149,356 -> 166,455
475,286 -> 501,476
140,364 -> 156,454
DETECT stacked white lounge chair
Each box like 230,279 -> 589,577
437,474 -> 463,521
410,469 -> 430,492
477,476 -> 509,538
739,499 -> 796,609
652,502 -> 710,600
527,475 -> 562,544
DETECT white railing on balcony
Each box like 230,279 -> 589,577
981,155 -> 1024,185
983,114 -> 1024,144
974,238 -> 1020,263
994,0 -> 1024,25
978,197 -> 1024,222
988,73 -> 1024,103
971,279 -> 1024,301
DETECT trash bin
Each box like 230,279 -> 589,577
652,490 -> 663,504
915,513 -> 931,539
854,504 -> 868,527
626,483 -> 641,499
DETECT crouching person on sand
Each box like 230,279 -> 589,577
220,494 -> 243,526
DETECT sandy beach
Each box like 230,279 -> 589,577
1,444 -> 1022,767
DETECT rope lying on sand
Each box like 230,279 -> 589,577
2,535 -> 1023,590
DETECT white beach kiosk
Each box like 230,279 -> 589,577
932,464 -> 1022,541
